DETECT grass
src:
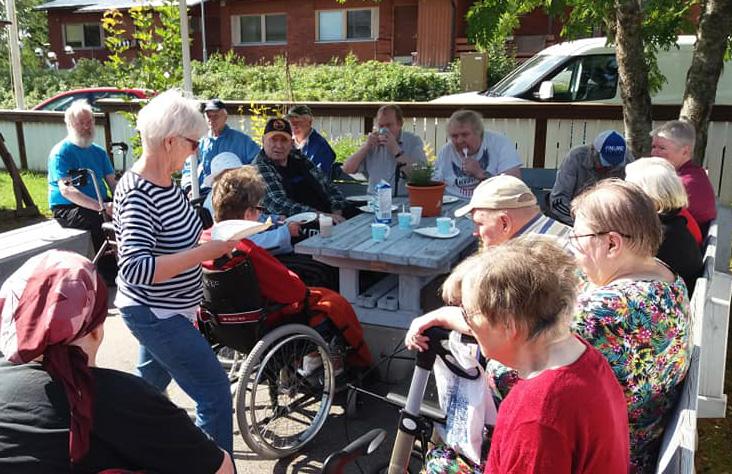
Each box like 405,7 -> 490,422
0,171 -> 50,232
1,171 -> 732,470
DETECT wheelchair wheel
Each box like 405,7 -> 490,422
235,324 -> 335,459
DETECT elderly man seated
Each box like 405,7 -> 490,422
548,129 -> 633,225
433,110 -> 522,199
456,175 -> 571,249
286,104 -> 337,178
181,98 -> 260,197
254,117 -> 347,222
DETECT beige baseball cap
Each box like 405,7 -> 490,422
454,175 -> 537,217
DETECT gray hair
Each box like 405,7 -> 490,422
137,89 -> 207,149
650,120 -> 696,149
64,99 -> 93,129
447,110 -> 484,138
625,157 -> 688,213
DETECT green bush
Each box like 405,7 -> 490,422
2,52 -> 461,109
329,135 -> 365,164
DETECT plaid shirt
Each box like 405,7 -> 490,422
254,150 -> 346,216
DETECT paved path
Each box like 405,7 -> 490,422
98,311 -> 410,473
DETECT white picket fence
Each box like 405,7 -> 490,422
2,102 -> 731,204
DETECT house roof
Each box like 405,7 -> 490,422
36,0 -> 202,12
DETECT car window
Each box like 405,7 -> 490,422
537,54 -> 618,102
40,93 -> 86,111
489,54 -> 567,97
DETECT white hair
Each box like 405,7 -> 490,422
64,99 -> 94,147
136,89 -> 207,149
625,156 -> 689,213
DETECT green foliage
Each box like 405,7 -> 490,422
464,0 -> 701,93
405,162 -> 437,186
330,135 -> 365,164
194,52 -> 459,102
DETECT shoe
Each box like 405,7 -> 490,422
297,352 -> 323,377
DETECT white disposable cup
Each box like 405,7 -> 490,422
319,215 -> 334,237
409,206 -> 423,226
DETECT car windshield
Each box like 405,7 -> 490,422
487,54 -> 568,97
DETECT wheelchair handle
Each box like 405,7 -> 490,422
416,326 -> 481,380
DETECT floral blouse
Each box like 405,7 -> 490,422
572,276 -> 691,474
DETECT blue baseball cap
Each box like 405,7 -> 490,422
593,130 -> 626,167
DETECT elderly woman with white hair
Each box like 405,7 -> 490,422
113,90 -> 238,453
625,157 -> 703,292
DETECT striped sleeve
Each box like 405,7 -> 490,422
113,173 -> 203,310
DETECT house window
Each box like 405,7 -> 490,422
63,23 -> 103,49
316,8 -> 377,42
233,14 -> 287,44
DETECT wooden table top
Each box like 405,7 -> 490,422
295,198 -> 477,271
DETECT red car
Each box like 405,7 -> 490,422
33,87 -> 149,112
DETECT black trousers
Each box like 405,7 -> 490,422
52,205 -> 117,284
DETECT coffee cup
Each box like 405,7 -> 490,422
436,217 -> 456,235
397,212 -> 411,230
371,223 -> 391,242
409,206 -> 423,226
319,215 -> 333,237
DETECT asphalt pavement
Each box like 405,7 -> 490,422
98,308 -> 417,473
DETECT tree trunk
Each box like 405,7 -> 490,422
680,0 -> 732,165
614,0 -> 653,157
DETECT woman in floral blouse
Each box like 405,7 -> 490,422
570,179 -> 691,473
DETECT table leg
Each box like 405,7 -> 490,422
398,275 -> 424,313
339,267 -> 360,304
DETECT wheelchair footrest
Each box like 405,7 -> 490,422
386,392 -> 446,424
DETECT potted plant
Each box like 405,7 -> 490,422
405,162 -> 445,217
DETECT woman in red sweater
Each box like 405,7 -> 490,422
407,236 -> 630,473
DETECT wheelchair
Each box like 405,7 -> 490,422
197,256 -> 340,459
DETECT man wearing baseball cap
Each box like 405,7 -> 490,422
286,105 -> 337,178
548,129 -> 633,225
254,117 -> 347,223
455,175 -> 571,248
181,98 -> 260,197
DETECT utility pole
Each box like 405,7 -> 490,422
4,0 -> 25,109
178,0 -> 193,94
200,0 -> 207,62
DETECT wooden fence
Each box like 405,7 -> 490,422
2,101 -> 731,203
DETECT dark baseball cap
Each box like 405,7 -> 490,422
286,104 -> 313,118
263,117 -> 292,139
203,99 -> 226,112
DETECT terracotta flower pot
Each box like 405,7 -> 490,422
406,182 -> 446,217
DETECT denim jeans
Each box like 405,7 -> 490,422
119,305 -> 233,454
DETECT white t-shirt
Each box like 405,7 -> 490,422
434,130 -> 523,198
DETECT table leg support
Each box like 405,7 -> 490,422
398,275 -> 424,313
339,267 -> 360,304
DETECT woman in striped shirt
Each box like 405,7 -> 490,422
113,90 -> 237,454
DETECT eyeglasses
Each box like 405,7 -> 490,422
179,136 -> 199,151
568,231 -> 632,248
255,205 -> 267,213
460,305 -> 481,326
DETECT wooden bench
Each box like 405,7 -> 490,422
654,204 -> 732,472
0,219 -> 93,283
697,205 -> 732,418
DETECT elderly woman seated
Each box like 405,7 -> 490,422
0,250 -> 233,473
624,157 -> 703,293
570,179 -> 691,473
200,165 -> 372,371
406,236 -> 630,473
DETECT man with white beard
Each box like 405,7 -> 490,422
48,99 -> 118,284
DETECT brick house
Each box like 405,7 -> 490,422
37,0 -> 562,70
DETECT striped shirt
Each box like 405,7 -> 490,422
515,212 -> 571,249
113,172 -> 203,313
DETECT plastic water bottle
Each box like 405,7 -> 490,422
373,179 -> 392,224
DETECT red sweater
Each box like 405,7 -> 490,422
486,337 -> 630,474
677,161 -> 717,231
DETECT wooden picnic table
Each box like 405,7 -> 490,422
295,198 -> 477,329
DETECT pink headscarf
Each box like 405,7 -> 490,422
0,250 -> 108,465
